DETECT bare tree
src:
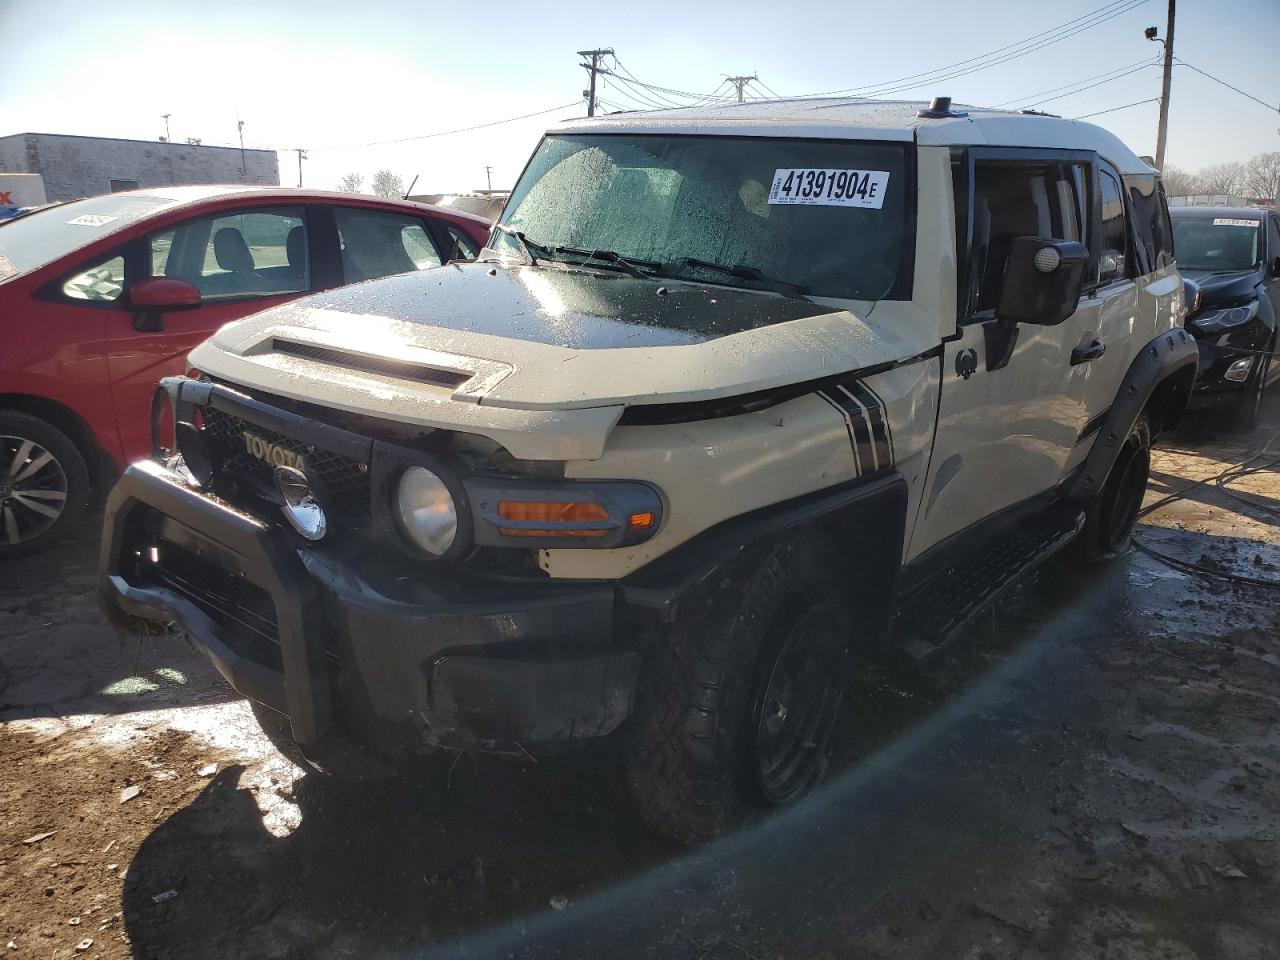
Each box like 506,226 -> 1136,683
337,172 -> 364,193
1243,152 -> 1280,201
1197,161 -> 1246,196
1159,165 -> 1201,197
371,169 -> 405,198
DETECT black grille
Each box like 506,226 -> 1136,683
200,405 -> 372,523
272,339 -> 470,389
150,538 -> 282,671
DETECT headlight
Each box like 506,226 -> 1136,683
395,466 -> 458,556
1189,299 -> 1260,334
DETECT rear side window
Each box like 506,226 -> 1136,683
968,160 -> 1086,313
1097,167 -> 1130,284
335,207 -> 444,282
1269,217 -> 1280,264
442,224 -> 480,262
1127,174 -> 1174,273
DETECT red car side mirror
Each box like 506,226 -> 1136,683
129,276 -> 202,311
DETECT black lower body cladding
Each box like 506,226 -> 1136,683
99,459 -> 636,760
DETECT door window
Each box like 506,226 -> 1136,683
148,207 -> 309,300
1098,168 -> 1131,284
1268,217 -> 1280,265
62,255 -> 125,302
969,160 -> 1085,313
335,207 -> 444,283
1127,175 -> 1174,273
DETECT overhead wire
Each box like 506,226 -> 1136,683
992,57 -> 1156,107
779,0 -> 1151,101
308,102 -> 582,151
1071,98 -> 1160,119
1020,61 -> 1161,109
1175,59 -> 1278,115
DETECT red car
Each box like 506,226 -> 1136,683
0,186 -> 490,555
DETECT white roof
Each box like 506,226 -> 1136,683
551,98 -> 1154,176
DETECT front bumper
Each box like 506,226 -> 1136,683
99,459 -> 638,760
1188,326 -> 1271,401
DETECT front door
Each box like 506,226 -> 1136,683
907,151 -> 1098,561
104,205 -> 314,463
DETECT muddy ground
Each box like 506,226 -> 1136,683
2,400 -> 1279,960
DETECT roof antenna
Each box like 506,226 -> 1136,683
917,96 -> 968,119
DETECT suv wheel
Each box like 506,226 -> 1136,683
625,539 -> 850,844
0,413 -> 90,558
1076,415 -> 1151,562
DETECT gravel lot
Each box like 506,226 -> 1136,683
2,401 -> 1278,960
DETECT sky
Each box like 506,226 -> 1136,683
1,0 -> 1276,195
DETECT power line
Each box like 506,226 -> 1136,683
1072,97 -> 1160,119
310,103 -> 582,151
992,57 -> 1155,107
755,78 -> 785,99
1025,63 -> 1161,108
1014,60 -> 1161,109
1174,79 -> 1280,131
784,0 -> 1150,101
1174,59 -> 1278,114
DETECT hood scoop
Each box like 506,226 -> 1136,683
272,339 -> 470,390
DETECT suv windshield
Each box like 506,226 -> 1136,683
0,193 -> 176,276
494,134 -> 912,301
1171,215 -> 1261,272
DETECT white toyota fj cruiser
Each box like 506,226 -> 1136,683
101,97 -> 1196,842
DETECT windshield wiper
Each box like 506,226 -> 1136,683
553,246 -> 657,280
492,223 -> 554,266
664,257 -> 809,300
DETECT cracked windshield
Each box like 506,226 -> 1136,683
2,0 -> 1279,958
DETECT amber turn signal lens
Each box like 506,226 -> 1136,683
628,512 -> 656,529
497,501 -> 610,537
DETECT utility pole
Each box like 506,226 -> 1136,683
237,119 -> 246,176
295,148 -> 307,187
484,165 -> 493,192
1146,0 -> 1175,170
727,74 -> 758,102
161,113 -> 171,141
577,48 -> 613,117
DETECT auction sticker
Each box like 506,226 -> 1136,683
1213,218 -> 1257,227
769,168 -> 890,208
68,214 -> 117,227
0,254 -> 15,281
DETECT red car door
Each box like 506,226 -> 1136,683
105,204 -> 315,463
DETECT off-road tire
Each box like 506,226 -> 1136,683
1075,414 -> 1151,563
625,539 -> 851,844
0,412 -> 90,559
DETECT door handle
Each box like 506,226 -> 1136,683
1071,338 -> 1106,365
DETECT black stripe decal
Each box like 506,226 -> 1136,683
817,391 -> 862,474
845,381 -> 893,466
826,387 -> 878,472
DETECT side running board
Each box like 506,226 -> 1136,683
892,505 -> 1085,665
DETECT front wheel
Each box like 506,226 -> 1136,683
625,540 -> 851,844
1075,415 -> 1151,563
0,413 -> 90,558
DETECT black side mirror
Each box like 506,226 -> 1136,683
997,237 -> 1089,326
1270,255 -> 1280,278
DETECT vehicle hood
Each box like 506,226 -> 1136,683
191,263 -> 926,460
1181,267 -> 1263,307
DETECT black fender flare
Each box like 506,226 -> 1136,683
619,472 -> 908,656
1068,327 -> 1198,501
